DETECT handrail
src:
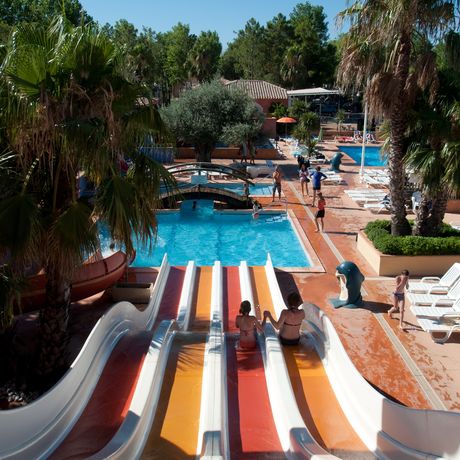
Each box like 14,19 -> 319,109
166,162 -> 253,183
259,198 -> 288,214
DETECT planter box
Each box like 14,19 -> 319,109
357,231 -> 460,277
111,282 -> 153,303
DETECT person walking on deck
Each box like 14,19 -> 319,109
315,192 -> 326,232
388,270 -> 410,330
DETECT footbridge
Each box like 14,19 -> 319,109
163,162 -> 254,208
166,162 -> 253,183
160,184 -> 251,208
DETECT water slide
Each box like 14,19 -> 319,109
3,256 -> 460,459
139,266 -> 212,459
263,255 -> 460,460
20,251 -> 128,311
252,260 -> 370,459
49,265 -> 187,459
225,264 -> 284,459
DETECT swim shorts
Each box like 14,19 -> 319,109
316,209 -> 325,218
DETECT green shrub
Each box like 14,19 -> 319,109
364,220 -> 460,255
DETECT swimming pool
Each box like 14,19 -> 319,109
339,146 -> 387,167
100,201 -> 310,267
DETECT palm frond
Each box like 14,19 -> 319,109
0,193 -> 42,265
47,201 -> 98,277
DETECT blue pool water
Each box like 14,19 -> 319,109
100,201 -> 310,267
211,183 -> 272,196
339,146 -> 387,167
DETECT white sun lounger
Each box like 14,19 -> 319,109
408,263 -> 460,294
348,194 -> 388,203
415,314 -> 460,343
411,298 -> 460,319
408,279 -> 460,306
363,199 -> 391,213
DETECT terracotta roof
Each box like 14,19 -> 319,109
225,79 -> 287,100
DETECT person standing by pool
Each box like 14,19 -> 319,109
299,163 -> 310,197
236,300 -> 263,349
272,166 -> 282,202
315,192 -> 326,232
310,166 -> 327,206
263,292 -> 305,345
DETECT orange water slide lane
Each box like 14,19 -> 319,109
140,267 -> 212,459
249,266 -> 277,320
226,266 -> 284,459
50,267 -> 186,460
283,341 -> 371,458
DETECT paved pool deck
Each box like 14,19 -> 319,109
235,140 -> 460,411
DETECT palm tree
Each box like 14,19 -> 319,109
293,112 -> 320,156
0,17 -> 176,382
337,0 -> 459,236
405,61 -> 460,236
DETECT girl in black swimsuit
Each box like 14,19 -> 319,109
263,292 -> 305,345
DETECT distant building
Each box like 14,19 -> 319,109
225,79 -> 288,137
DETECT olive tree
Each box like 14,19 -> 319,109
161,81 -> 263,162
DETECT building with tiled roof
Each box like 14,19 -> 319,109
225,79 -> 288,101
225,79 -> 288,136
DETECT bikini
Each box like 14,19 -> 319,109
280,311 -> 302,346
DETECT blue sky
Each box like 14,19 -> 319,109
80,0 -> 348,46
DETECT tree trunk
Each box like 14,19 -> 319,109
413,192 -> 432,236
195,143 -> 213,162
388,33 -> 411,236
36,267 -> 71,384
428,188 -> 449,236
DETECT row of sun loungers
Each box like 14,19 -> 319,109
408,264 -> 460,343
345,188 -> 391,212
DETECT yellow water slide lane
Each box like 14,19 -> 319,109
283,340 -> 371,457
190,266 -> 213,332
141,335 -> 206,459
141,267 -> 212,459
249,266 -> 276,319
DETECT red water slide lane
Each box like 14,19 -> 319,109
226,337 -> 284,460
223,267 -> 284,459
222,266 -> 241,333
50,267 -> 186,460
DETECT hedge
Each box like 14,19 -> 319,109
364,220 -> 460,256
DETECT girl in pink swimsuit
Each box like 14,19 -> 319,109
235,300 -> 263,349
